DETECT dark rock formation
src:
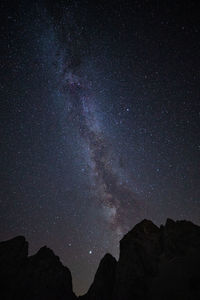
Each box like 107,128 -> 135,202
161,218 -> 200,259
148,219 -> 200,300
0,236 -> 77,300
1,219 -> 200,300
112,218 -> 200,300
80,219 -> 200,300
0,236 -> 28,299
79,253 -> 117,300
113,219 -> 162,300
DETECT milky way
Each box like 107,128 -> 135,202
49,3 -> 142,236
59,55 -> 141,236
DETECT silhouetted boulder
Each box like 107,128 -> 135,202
79,253 -> 117,300
0,237 -> 77,300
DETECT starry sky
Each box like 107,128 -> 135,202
1,0 -> 200,295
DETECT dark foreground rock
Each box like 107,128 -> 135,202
113,219 -> 200,300
79,253 -> 117,300
0,236 -> 77,300
1,219 -> 200,300
113,219 -> 161,300
82,219 -> 200,300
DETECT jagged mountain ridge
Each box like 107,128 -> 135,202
0,236 -> 76,300
1,219 -> 200,299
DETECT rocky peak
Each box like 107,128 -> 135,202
113,219 -> 200,300
79,253 -> 117,300
1,219 -> 200,300
120,219 -> 161,254
0,236 -> 77,300
29,245 -> 60,263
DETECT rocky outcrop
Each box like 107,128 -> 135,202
0,236 -> 28,299
80,219 -> 200,300
112,219 -> 200,300
0,236 -> 77,300
79,253 -> 117,300
161,218 -> 200,258
1,219 -> 200,300
148,219 -> 200,300
113,219 -> 161,300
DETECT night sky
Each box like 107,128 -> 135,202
1,0 -> 200,295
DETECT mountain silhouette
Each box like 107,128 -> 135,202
1,219 -> 200,299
